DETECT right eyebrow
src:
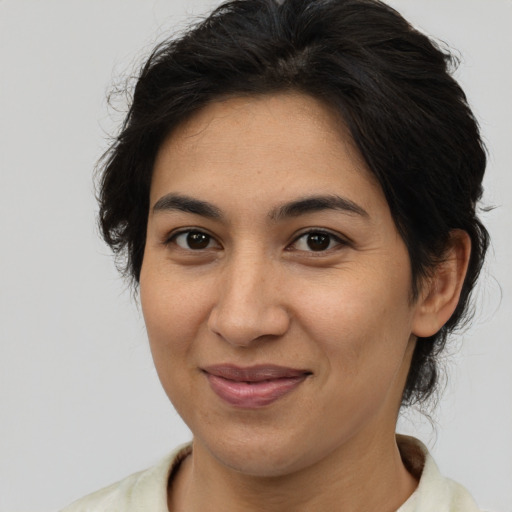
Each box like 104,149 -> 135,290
152,193 -> 222,219
269,194 -> 369,221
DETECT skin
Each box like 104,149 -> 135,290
140,92 -> 470,512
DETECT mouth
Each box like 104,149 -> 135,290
201,364 -> 312,408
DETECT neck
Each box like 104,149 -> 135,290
169,428 -> 418,512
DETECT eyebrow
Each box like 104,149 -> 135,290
269,195 -> 369,221
153,193 -> 222,219
152,193 -> 368,221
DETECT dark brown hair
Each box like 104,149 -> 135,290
98,0 -> 489,405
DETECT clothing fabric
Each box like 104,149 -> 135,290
60,435 -> 482,511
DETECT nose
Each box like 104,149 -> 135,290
207,252 -> 291,347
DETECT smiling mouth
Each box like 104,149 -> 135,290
202,364 -> 312,408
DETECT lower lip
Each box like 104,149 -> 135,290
205,373 -> 308,408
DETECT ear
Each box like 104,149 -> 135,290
412,230 -> 472,338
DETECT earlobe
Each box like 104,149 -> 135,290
412,230 -> 472,338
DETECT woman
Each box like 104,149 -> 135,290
62,0 -> 489,510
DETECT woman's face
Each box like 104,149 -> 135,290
140,93 -> 423,476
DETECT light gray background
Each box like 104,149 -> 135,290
1,1 -> 510,511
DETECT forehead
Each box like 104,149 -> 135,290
161,93 -> 354,156
151,92 -> 385,217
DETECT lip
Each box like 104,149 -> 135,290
202,364 -> 311,408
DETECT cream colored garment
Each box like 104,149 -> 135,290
60,436 -> 482,512
396,435 -> 481,511
59,445 -> 189,512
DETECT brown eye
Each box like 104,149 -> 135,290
174,230 -> 215,250
306,233 -> 330,251
292,231 -> 345,252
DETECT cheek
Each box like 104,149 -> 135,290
139,266 -> 211,414
140,264 -> 210,362
294,268 -> 414,377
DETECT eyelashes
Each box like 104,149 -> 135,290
172,230 -> 220,251
164,228 -> 350,254
290,230 -> 347,252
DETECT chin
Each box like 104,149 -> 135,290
208,440 -> 307,477
192,421 -> 342,479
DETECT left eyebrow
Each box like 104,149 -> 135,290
269,195 -> 369,221
152,193 -> 222,219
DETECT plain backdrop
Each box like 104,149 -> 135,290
1,1 -> 511,511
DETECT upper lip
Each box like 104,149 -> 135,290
202,364 -> 311,382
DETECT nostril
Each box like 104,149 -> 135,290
207,302 -> 290,348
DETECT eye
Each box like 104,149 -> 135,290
291,231 -> 346,252
172,230 -> 219,250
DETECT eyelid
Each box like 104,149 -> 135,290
288,228 -> 351,252
161,227 -> 350,253
163,227 -> 222,249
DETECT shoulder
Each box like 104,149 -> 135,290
397,435 -> 482,512
59,444 -> 191,512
